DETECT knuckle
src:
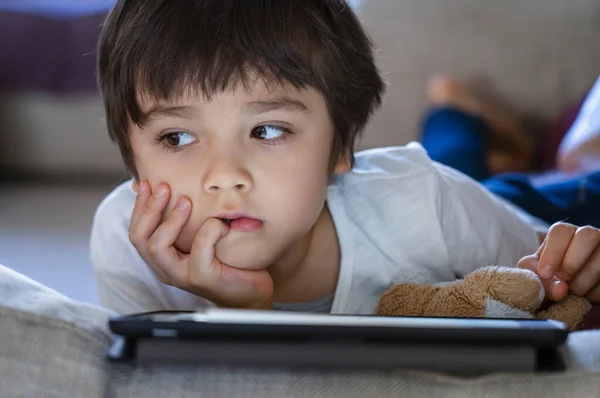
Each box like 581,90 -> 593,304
187,271 -> 203,289
576,226 -> 600,241
128,230 -> 142,246
550,222 -> 576,234
193,233 -> 209,249
147,238 -> 160,255
517,255 -> 536,271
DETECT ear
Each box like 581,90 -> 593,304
131,179 -> 140,193
333,150 -> 352,174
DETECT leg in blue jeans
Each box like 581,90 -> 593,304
422,107 -> 600,228
422,108 -> 492,181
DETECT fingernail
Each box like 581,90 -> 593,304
539,265 -> 553,279
551,280 -> 563,299
139,181 -> 148,195
154,184 -> 167,198
177,199 -> 190,211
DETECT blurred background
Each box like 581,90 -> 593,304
1,0 -> 599,304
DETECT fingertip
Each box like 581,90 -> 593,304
207,217 -> 229,234
221,221 -> 230,236
175,197 -> 191,212
551,280 -> 568,301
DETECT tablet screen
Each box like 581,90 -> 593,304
144,308 -> 559,330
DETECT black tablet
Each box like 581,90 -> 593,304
109,308 -> 569,347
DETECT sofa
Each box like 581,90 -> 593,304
2,0 -> 600,397
1,264 -> 600,397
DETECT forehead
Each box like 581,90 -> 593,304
136,77 -> 327,114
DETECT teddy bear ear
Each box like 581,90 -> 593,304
376,284 -> 440,317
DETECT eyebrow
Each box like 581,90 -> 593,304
243,96 -> 311,115
138,105 -> 199,127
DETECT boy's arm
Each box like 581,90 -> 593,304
433,163 -> 543,277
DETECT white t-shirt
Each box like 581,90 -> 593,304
90,143 -> 543,315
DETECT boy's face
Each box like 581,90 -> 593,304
130,81 -> 348,271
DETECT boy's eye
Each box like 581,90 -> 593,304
251,125 -> 287,141
161,132 -> 196,147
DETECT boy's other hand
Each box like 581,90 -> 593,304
517,222 -> 600,304
129,180 -> 274,309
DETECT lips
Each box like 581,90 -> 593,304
217,212 -> 263,232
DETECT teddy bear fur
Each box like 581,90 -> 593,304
376,266 -> 591,331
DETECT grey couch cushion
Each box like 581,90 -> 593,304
1,264 -> 600,397
0,307 -> 112,398
2,304 -> 600,398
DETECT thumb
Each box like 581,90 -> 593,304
517,254 -> 568,302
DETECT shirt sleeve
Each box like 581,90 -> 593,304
89,191 -> 168,315
433,162 -> 542,277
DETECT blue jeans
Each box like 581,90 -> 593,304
422,108 -> 600,228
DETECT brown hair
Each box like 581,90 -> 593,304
98,0 -> 385,178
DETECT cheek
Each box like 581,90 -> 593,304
265,158 -> 330,225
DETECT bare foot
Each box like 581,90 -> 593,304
426,75 -> 534,175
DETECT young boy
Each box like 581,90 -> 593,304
91,0 -> 600,315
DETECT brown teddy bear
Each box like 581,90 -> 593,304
376,266 -> 592,331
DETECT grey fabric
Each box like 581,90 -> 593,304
1,264 -> 600,397
0,265 -> 115,335
109,362 -> 600,398
0,264 -> 114,397
0,306 -> 112,398
273,294 -> 334,314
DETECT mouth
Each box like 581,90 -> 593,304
217,212 -> 263,232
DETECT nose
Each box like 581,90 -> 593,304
203,148 -> 253,194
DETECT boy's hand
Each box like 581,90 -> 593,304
129,180 -> 274,309
517,222 -> 600,304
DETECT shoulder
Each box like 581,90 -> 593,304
329,143 -> 443,210
328,143 -> 449,258
327,144 -> 457,312
346,142 -> 437,182
92,179 -> 137,238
